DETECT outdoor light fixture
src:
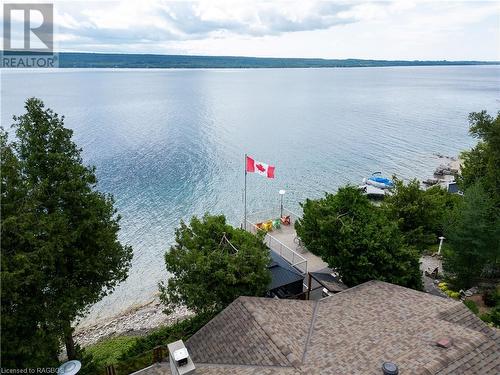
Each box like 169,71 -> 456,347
438,236 -> 445,255
279,189 -> 286,217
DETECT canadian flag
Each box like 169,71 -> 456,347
246,155 -> 275,178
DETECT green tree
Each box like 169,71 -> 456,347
459,111 -> 500,206
382,178 -> 457,251
1,98 -> 133,365
295,186 -> 422,289
443,182 -> 500,289
1,130 -> 62,368
159,214 -> 271,314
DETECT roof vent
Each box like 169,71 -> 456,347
167,340 -> 196,375
382,362 -> 399,375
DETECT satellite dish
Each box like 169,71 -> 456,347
58,360 -> 82,375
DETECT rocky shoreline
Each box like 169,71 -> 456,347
75,297 -> 192,347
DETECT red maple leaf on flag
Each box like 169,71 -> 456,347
256,163 -> 266,172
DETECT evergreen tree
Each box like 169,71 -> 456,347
459,111 -> 500,207
1,98 -> 133,365
443,182 -> 499,288
1,130 -> 61,368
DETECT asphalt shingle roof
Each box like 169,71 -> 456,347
138,281 -> 499,375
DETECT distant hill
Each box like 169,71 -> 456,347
8,52 -> 500,69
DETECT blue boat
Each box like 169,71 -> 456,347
365,172 -> 394,189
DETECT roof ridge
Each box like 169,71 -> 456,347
301,300 -> 320,363
241,298 -> 302,367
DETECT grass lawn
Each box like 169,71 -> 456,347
86,335 -> 138,368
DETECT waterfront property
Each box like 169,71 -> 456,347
6,66 -> 498,322
136,280 -> 500,374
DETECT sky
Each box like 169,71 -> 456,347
4,0 -> 500,60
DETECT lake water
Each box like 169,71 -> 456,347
2,66 -> 499,324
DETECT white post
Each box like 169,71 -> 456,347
244,153 -> 247,230
279,189 -> 286,218
438,236 -> 445,255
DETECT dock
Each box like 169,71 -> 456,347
244,208 -> 328,275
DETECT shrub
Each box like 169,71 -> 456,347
119,311 -> 215,360
463,300 -> 479,314
483,289 -> 500,307
490,306 -> 500,327
446,290 -> 460,299
480,313 -> 492,324
479,307 -> 500,328
86,336 -> 137,368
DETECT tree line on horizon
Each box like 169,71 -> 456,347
1,99 -> 498,371
58,52 -> 499,69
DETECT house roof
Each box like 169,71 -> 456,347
139,281 -> 499,375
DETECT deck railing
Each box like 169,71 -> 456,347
245,212 -> 307,275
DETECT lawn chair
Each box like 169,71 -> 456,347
262,221 -> 273,232
280,215 -> 291,225
273,219 -> 281,229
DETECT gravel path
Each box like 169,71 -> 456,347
420,255 -> 447,298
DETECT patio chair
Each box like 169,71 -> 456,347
262,221 -> 273,232
280,215 -> 291,225
273,219 -> 281,229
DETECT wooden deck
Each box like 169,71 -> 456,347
267,224 -> 328,273
245,208 -> 328,275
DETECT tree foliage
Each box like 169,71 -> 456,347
1,98 -> 133,367
1,130 -> 61,368
382,178 -> 458,251
459,111 -> 500,206
159,214 -> 271,314
443,182 -> 500,289
445,110 -> 500,288
295,186 -> 422,289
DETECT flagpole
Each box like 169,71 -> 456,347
244,153 -> 247,231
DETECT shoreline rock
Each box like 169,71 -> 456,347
74,297 -> 192,347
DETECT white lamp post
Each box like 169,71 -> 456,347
438,236 -> 445,255
279,190 -> 286,218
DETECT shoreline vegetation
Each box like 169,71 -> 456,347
21,52 -> 500,69
74,152 -> 461,348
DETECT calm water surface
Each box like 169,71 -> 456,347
2,66 -> 499,324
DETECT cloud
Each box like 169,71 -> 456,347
53,0 -> 366,44
46,0 -> 499,60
